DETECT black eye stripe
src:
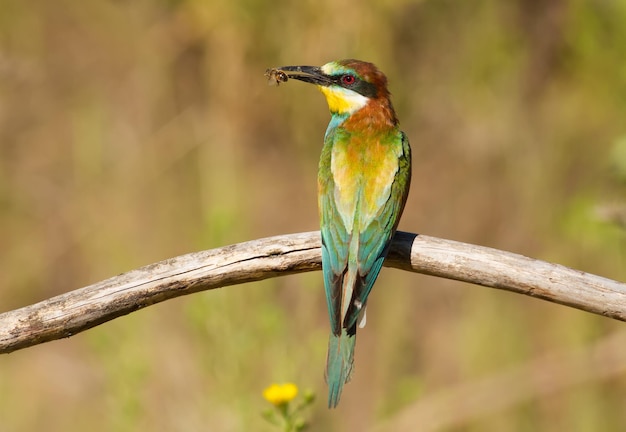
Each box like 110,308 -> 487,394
330,74 -> 378,98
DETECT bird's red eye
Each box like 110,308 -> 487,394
341,74 -> 356,85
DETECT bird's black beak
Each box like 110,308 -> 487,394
267,65 -> 332,86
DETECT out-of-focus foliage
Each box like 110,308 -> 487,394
0,0 -> 625,430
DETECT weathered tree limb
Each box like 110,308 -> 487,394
0,231 -> 624,354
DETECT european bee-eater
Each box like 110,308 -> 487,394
268,59 -> 411,408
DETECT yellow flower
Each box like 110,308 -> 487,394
263,383 -> 299,406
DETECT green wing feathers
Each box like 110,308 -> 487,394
346,132 -> 411,327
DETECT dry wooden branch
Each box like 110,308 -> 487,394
0,231 -> 624,354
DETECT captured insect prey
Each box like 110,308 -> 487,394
264,68 -> 289,86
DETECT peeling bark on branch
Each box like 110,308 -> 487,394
1,231 -> 624,354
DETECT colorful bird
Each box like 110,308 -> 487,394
268,60 -> 411,408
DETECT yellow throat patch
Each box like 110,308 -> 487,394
318,85 -> 369,115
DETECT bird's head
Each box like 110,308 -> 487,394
273,59 -> 395,122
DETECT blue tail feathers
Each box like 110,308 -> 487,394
326,329 -> 356,408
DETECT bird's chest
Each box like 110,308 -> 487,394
327,135 -> 399,231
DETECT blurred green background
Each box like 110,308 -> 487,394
1,0 -> 625,430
